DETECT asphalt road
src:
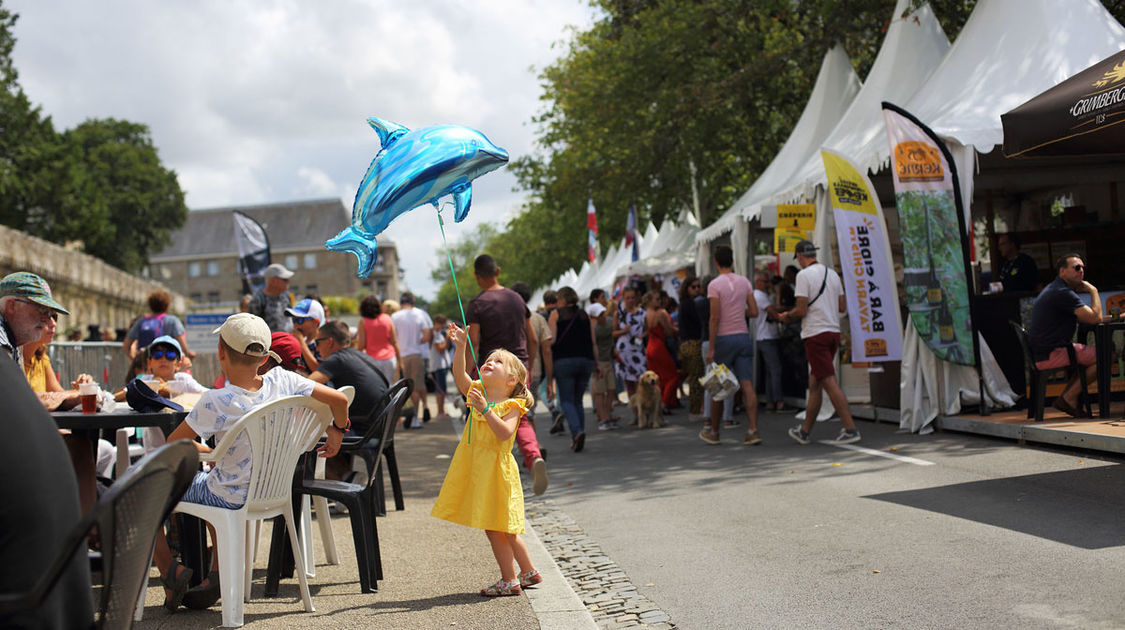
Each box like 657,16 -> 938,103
528,404 -> 1125,629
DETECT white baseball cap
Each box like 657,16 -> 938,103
585,302 -> 607,318
213,313 -> 281,362
284,298 -> 325,324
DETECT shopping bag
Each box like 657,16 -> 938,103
699,362 -> 739,401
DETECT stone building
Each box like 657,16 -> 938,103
0,223 -> 185,339
148,198 -> 400,309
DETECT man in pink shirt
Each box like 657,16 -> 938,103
701,245 -> 760,446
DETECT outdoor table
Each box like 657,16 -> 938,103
51,405 -> 207,586
1094,320 -> 1125,418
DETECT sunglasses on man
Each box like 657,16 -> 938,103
149,348 -> 181,361
15,297 -> 55,320
292,316 -> 316,324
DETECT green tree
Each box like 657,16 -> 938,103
0,1 -> 187,273
60,119 -> 187,271
432,0 -> 1125,298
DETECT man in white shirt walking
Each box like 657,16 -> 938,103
391,292 -> 433,428
779,241 -> 860,445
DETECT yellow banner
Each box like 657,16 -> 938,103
822,151 -> 878,216
774,203 -> 815,253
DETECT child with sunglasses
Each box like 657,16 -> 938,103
114,335 -> 207,402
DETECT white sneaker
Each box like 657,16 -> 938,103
531,457 -> 548,495
409,419 -> 423,429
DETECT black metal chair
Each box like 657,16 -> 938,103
1010,321 -> 1091,421
0,440 -> 198,629
296,386 -> 410,593
345,378 -> 411,516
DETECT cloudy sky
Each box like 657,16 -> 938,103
8,0 -> 596,299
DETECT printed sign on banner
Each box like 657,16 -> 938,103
820,149 -> 903,363
882,103 -> 975,366
185,313 -> 233,355
774,204 -> 815,253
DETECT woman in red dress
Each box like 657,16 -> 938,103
642,290 -> 680,410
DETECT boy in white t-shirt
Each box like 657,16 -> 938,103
150,313 -> 350,612
778,240 -> 859,445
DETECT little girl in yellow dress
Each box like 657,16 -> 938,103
431,322 -> 543,596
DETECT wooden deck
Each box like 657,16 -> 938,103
852,402 -> 1125,455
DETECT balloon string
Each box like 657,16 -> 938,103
436,204 -> 486,444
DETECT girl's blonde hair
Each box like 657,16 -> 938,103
485,349 -> 534,408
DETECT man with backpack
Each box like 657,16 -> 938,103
123,289 -> 194,359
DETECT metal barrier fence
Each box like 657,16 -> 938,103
47,342 -> 220,389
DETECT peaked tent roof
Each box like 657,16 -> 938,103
696,44 -> 861,244
620,210 -> 701,276
768,0 -> 950,206
904,0 -> 1125,153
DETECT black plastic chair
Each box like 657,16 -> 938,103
1010,321 -> 1091,421
345,378 -> 412,516
297,386 -> 410,593
0,440 -> 198,629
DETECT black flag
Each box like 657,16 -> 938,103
233,211 -> 270,295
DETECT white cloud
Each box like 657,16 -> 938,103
8,0 -> 596,298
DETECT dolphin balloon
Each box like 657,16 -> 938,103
326,117 -> 510,277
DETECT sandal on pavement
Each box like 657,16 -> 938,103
519,569 -> 543,588
160,560 -> 193,612
480,579 -> 522,597
182,570 -> 221,610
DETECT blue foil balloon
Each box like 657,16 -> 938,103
326,117 -> 510,277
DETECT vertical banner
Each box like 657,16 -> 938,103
820,149 -> 903,363
882,103 -> 976,366
774,203 -> 816,253
233,210 -> 270,295
587,197 -> 599,262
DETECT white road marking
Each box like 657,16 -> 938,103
818,441 -> 936,466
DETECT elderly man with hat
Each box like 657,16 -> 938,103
0,272 -> 70,362
247,263 -> 295,333
779,240 -> 860,445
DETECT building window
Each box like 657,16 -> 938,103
189,292 -> 202,303
207,291 -> 221,303
305,285 -> 318,296
159,265 -> 172,280
285,254 -> 299,270
188,262 -> 202,278
206,261 -> 220,276
303,253 -> 317,269
376,281 -> 387,298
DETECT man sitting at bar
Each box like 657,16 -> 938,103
996,232 -> 1039,292
1028,253 -> 1102,418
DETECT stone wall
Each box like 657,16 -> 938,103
0,224 -> 187,338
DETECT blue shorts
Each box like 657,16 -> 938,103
429,368 -> 449,395
713,333 -> 755,382
181,471 -> 243,509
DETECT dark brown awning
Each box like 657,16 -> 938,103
1002,48 -> 1125,158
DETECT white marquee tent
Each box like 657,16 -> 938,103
694,43 -> 862,275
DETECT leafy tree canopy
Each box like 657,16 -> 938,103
0,1 -> 187,273
432,0 -> 1123,298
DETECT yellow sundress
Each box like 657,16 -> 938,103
431,382 -> 528,534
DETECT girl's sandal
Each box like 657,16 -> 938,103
160,560 -> 194,612
480,579 -> 522,597
518,569 -> 543,588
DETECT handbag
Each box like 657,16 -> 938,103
699,362 -> 739,401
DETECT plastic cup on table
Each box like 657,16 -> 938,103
78,382 -> 99,414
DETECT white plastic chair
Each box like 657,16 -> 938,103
173,395 -> 332,627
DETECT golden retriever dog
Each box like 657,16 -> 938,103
631,370 -> 663,428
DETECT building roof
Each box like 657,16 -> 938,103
150,198 -> 394,259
